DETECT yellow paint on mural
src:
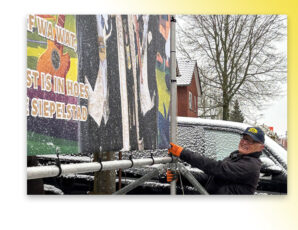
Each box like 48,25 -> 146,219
156,68 -> 170,117
27,46 -> 46,58
66,58 -> 78,82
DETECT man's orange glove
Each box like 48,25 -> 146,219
166,169 -> 178,182
168,142 -> 184,157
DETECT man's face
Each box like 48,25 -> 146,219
238,134 -> 264,154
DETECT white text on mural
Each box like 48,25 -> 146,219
27,68 -> 89,121
27,15 -> 77,51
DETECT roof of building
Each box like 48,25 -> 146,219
177,59 -> 197,86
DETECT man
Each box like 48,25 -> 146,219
168,127 -> 265,194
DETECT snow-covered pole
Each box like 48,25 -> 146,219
27,156 -> 172,180
170,15 -> 177,195
179,163 -> 209,195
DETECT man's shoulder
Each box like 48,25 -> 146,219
241,153 -> 262,168
242,152 -> 262,161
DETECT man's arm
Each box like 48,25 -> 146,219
180,148 -> 257,183
167,141 -> 258,183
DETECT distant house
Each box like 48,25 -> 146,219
177,59 -> 202,117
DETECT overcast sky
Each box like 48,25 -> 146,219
258,93 -> 287,137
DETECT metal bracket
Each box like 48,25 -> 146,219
55,151 -> 62,177
97,157 -> 103,172
129,155 -> 134,168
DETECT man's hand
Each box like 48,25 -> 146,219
166,169 -> 178,183
168,142 -> 184,157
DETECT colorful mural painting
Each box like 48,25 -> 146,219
27,14 -> 171,155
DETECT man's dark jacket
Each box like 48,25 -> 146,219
180,149 -> 262,194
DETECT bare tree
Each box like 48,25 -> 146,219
177,15 -> 287,120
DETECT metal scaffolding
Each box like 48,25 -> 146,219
112,162 -> 209,195
27,156 -> 173,180
169,15 -> 177,195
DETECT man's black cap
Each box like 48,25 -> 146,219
242,127 -> 265,144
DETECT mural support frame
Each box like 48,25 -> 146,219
27,156 -> 173,180
113,164 -> 165,195
170,15 -> 177,195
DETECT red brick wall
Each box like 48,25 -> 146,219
177,86 -> 187,116
177,74 -> 198,117
187,75 -> 198,117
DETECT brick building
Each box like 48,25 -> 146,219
177,59 -> 202,117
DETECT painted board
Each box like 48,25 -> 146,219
27,14 -> 171,155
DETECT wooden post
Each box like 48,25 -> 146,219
92,151 -> 116,194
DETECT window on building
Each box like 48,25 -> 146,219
197,96 -> 199,113
194,96 -> 196,111
189,91 -> 192,110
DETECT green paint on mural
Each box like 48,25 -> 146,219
27,131 -> 78,156
64,15 -> 76,33
63,46 -> 77,58
27,56 -> 38,70
27,31 -> 47,44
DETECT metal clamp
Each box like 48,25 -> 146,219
55,152 -> 62,177
129,155 -> 134,168
150,153 -> 155,165
98,157 -> 103,172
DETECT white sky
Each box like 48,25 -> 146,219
258,94 -> 287,137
